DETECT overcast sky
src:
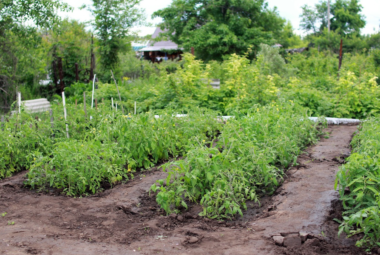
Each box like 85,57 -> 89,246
61,0 -> 380,36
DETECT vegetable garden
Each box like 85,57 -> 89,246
1,47 -> 380,253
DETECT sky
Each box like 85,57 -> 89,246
60,0 -> 380,36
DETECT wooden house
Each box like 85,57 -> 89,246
140,27 -> 183,63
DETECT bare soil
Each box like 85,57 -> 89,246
0,125 -> 370,255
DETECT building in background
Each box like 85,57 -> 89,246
140,27 -> 183,63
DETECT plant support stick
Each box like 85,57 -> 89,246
111,70 -> 124,114
83,92 -> 87,118
1,115 -> 4,131
62,92 -> 69,138
18,92 -> 21,114
91,74 -> 96,109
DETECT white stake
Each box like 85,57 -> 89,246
134,101 -> 136,115
91,74 -> 96,109
18,92 -> 21,114
62,92 -> 69,138
111,97 -> 114,108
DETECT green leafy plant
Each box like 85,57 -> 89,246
336,117 -> 380,249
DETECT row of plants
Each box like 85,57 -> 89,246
0,102 -> 222,196
336,118 -> 380,250
151,101 -> 322,219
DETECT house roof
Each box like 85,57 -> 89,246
140,27 -> 183,52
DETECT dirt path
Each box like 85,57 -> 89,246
0,125 -> 366,255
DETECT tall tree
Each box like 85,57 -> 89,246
153,0 -> 285,61
90,0 -> 144,78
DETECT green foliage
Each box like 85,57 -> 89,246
335,118 -> 380,249
153,0 -> 286,61
257,44 -> 296,77
27,140 -> 128,196
151,101 -> 321,218
0,0 -> 69,111
13,102 -> 222,195
0,0 -> 70,31
64,50 -> 380,119
277,22 -> 308,49
0,111 -> 53,179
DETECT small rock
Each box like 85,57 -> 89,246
177,215 -> 184,221
273,236 -> 284,246
188,237 -> 199,244
284,235 -> 302,248
299,232 -> 308,242
218,220 -> 224,224
169,213 -> 177,219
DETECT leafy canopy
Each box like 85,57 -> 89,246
300,0 -> 365,36
153,0 -> 285,61
0,0 -> 70,32
90,0 -> 144,76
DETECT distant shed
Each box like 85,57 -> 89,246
140,27 -> 183,63
286,47 -> 309,54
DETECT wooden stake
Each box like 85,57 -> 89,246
91,74 -> 96,109
95,99 -> 98,110
1,115 -> 4,131
83,92 -> 87,118
62,92 -> 69,138
110,70 -> 125,114
18,92 -> 21,114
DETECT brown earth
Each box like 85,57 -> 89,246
0,125 -> 371,255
